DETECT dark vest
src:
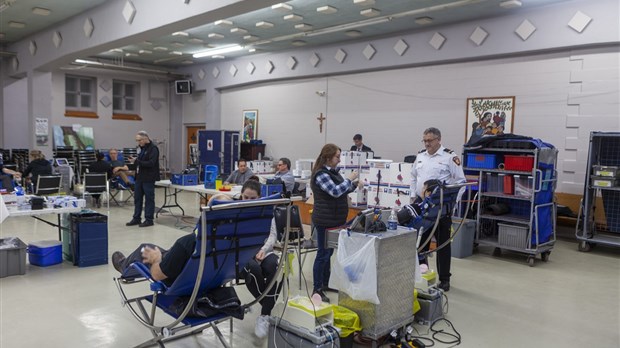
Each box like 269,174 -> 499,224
311,167 -> 350,227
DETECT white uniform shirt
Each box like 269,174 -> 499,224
410,146 -> 466,198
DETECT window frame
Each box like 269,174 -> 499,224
113,80 -> 140,115
65,74 -> 97,118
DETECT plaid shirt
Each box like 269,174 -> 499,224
315,167 -> 352,198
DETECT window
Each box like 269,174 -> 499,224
65,75 -> 97,117
113,80 -> 140,114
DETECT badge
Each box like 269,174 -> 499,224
452,156 -> 461,166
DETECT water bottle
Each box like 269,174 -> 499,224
388,208 -> 398,231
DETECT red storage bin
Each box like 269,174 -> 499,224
503,175 -> 514,195
504,155 -> 534,171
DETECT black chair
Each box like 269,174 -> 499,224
35,175 -> 62,196
83,173 -> 109,209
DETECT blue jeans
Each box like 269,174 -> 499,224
312,225 -> 334,292
133,181 -> 155,222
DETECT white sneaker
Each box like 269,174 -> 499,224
254,315 -> 270,338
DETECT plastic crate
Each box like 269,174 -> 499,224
71,213 -> 108,267
261,184 -> 282,197
504,155 -> 534,171
171,174 -> 198,186
28,240 -> 62,267
498,223 -> 528,249
466,153 -> 497,169
0,238 -> 27,278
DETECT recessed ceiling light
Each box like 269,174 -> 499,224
188,38 -> 204,44
256,21 -> 274,28
125,52 -> 138,57
248,48 -> 257,53
360,8 -> 380,17
109,48 -> 123,53
230,27 -> 248,34
170,51 -> 183,55
214,19 -> 233,27
291,40 -> 307,46
139,49 -> 152,54
181,60 -> 193,64
353,0 -> 375,5
317,5 -> 337,14
283,14 -> 303,22
211,55 -> 225,59
172,31 -> 189,37
32,7 -> 51,16
295,23 -> 313,31
345,30 -> 362,37
415,16 -> 433,25
154,46 -> 168,51
244,35 -> 260,41
172,42 -> 185,47
143,41 -> 153,45
9,21 -> 26,28
500,0 -> 522,8
271,3 -> 293,12
208,33 -> 224,39
193,44 -> 243,58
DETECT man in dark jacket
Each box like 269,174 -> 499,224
87,152 -> 112,208
350,134 -> 372,152
126,131 -> 160,227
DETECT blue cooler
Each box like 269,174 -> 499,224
28,240 -> 62,267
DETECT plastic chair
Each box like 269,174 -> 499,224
82,173 -> 109,210
114,195 -> 293,348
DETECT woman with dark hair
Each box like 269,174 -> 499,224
310,143 -> 358,303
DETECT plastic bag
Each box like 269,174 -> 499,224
329,230 -> 379,304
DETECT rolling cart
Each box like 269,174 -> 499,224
576,131 -> 620,251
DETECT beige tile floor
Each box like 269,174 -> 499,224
1,189 -> 619,348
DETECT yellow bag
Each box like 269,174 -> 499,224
413,289 -> 421,314
331,305 -> 362,338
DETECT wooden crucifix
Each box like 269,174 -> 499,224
317,113 -> 326,133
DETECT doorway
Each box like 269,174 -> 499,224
186,125 -> 205,166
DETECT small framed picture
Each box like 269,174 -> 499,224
242,110 -> 258,142
466,96 -> 515,143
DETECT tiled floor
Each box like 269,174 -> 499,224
1,189 -> 618,347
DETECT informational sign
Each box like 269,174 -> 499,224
35,118 -> 49,146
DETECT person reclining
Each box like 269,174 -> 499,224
108,148 -> 135,190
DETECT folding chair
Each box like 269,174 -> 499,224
115,195 -> 293,348
82,173 -> 109,210
35,175 -> 62,196
109,177 -> 134,206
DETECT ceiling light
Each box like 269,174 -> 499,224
256,21 -> 274,28
170,51 -> 183,55
172,31 -> 189,37
291,40 -> 306,46
360,8 -> 380,17
353,0 -> 375,5
295,23 -> 313,31
181,60 -> 193,64
345,30 -> 362,37
500,0 -> 522,8
188,38 -> 204,44
143,41 -> 153,45
74,59 -> 102,65
214,19 -> 233,27
153,46 -> 168,51
230,27 -> 248,34
9,21 -> 25,28
211,55 -> 225,59
32,7 -> 51,16
248,48 -> 257,53
415,16 -> 433,25
317,6 -> 337,14
125,52 -> 138,57
172,42 -> 185,47
244,35 -> 260,41
208,33 -> 224,39
139,50 -> 152,54
109,48 -> 123,53
271,3 -> 292,12
193,44 -> 243,58
284,14 -> 303,22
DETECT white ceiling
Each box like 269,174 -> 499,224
1,0 -> 571,67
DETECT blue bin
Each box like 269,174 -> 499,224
28,240 -> 62,267
466,153 -> 497,169
261,184 -> 282,197
70,213 -> 108,267
204,165 -> 218,189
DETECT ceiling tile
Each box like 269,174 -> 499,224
122,1 -> 137,24
469,26 -> 488,46
271,3 -> 293,12
393,39 -> 408,56
256,21 -> 274,28
244,35 -> 260,41
360,8 -> 380,17
230,28 -> 248,34
209,33 -> 224,39
295,23 -> 313,31
568,11 -> 592,33
214,20 -> 233,27
317,6 -> 338,14
335,49 -> 347,63
283,14 -> 303,22
429,32 -> 446,50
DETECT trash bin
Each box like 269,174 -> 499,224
70,212 -> 108,267
332,305 -> 361,348
451,218 -> 476,259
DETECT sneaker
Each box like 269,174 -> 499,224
438,281 -> 450,292
126,219 -> 141,226
312,289 -> 330,303
254,315 -> 270,338
112,251 -> 126,273
139,220 -> 154,227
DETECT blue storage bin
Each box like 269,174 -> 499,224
28,240 -> 62,267
204,165 -> 218,189
171,174 -> 198,186
466,153 -> 497,169
70,213 -> 108,267
261,184 -> 282,197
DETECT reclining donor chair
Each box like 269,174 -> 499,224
114,195 -> 294,348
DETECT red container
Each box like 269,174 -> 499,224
503,175 -> 514,195
504,155 -> 534,171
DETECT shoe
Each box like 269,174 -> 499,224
112,251 -> 126,273
139,220 -> 154,227
126,219 -> 141,226
438,281 -> 450,292
312,289 -> 330,303
254,315 -> 270,338
322,286 -> 338,293
118,180 -> 129,190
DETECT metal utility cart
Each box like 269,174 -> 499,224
576,131 -> 620,251
464,139 -> 558,266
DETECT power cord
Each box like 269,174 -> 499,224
430,318 -> 461,347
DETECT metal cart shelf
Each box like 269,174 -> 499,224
576,131 -> 620,252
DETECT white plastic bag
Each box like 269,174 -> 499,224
329,230 -> 379,304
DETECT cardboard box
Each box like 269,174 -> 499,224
389,162 -> 413,188
367,185 -> 390,208
348,187 -> 367,207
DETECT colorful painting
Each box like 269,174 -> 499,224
466,97 -> 515,143
53,125 -> 95,150
242,110 -> 258,142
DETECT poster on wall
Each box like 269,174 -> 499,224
53,125 -> 95,150
35,118 -> 49,146
465,96 -> 515,143
242,110 -> 258,143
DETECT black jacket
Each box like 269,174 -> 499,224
23,159 -> 53,184
88,160 -> 112,179
350,144 -> 372,152
310,167 -> 351,228
129,142 -> 160,182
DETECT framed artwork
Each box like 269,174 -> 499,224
465,96 -> 515,143
242,110 -> 258,142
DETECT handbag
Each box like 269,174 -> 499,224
169,286 -> 244,320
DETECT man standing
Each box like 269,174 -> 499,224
350,134 -> 372,152
224,159 -> 254,185
273,158 -> 295,193
410,127 -> 465,292
126,131 -> 160,227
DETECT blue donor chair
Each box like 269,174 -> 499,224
114,195 -> 293,348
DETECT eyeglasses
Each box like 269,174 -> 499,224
422,138 -> 439,144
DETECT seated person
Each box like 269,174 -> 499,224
398,179 -> 441,227
350,133 -> 372,152
273,157 -> 295,193
108,148 -> 134,189
0,154 -> 22,191
87,152 -> 113,208
23,150 -> 53,193
224,159 -> 254,185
